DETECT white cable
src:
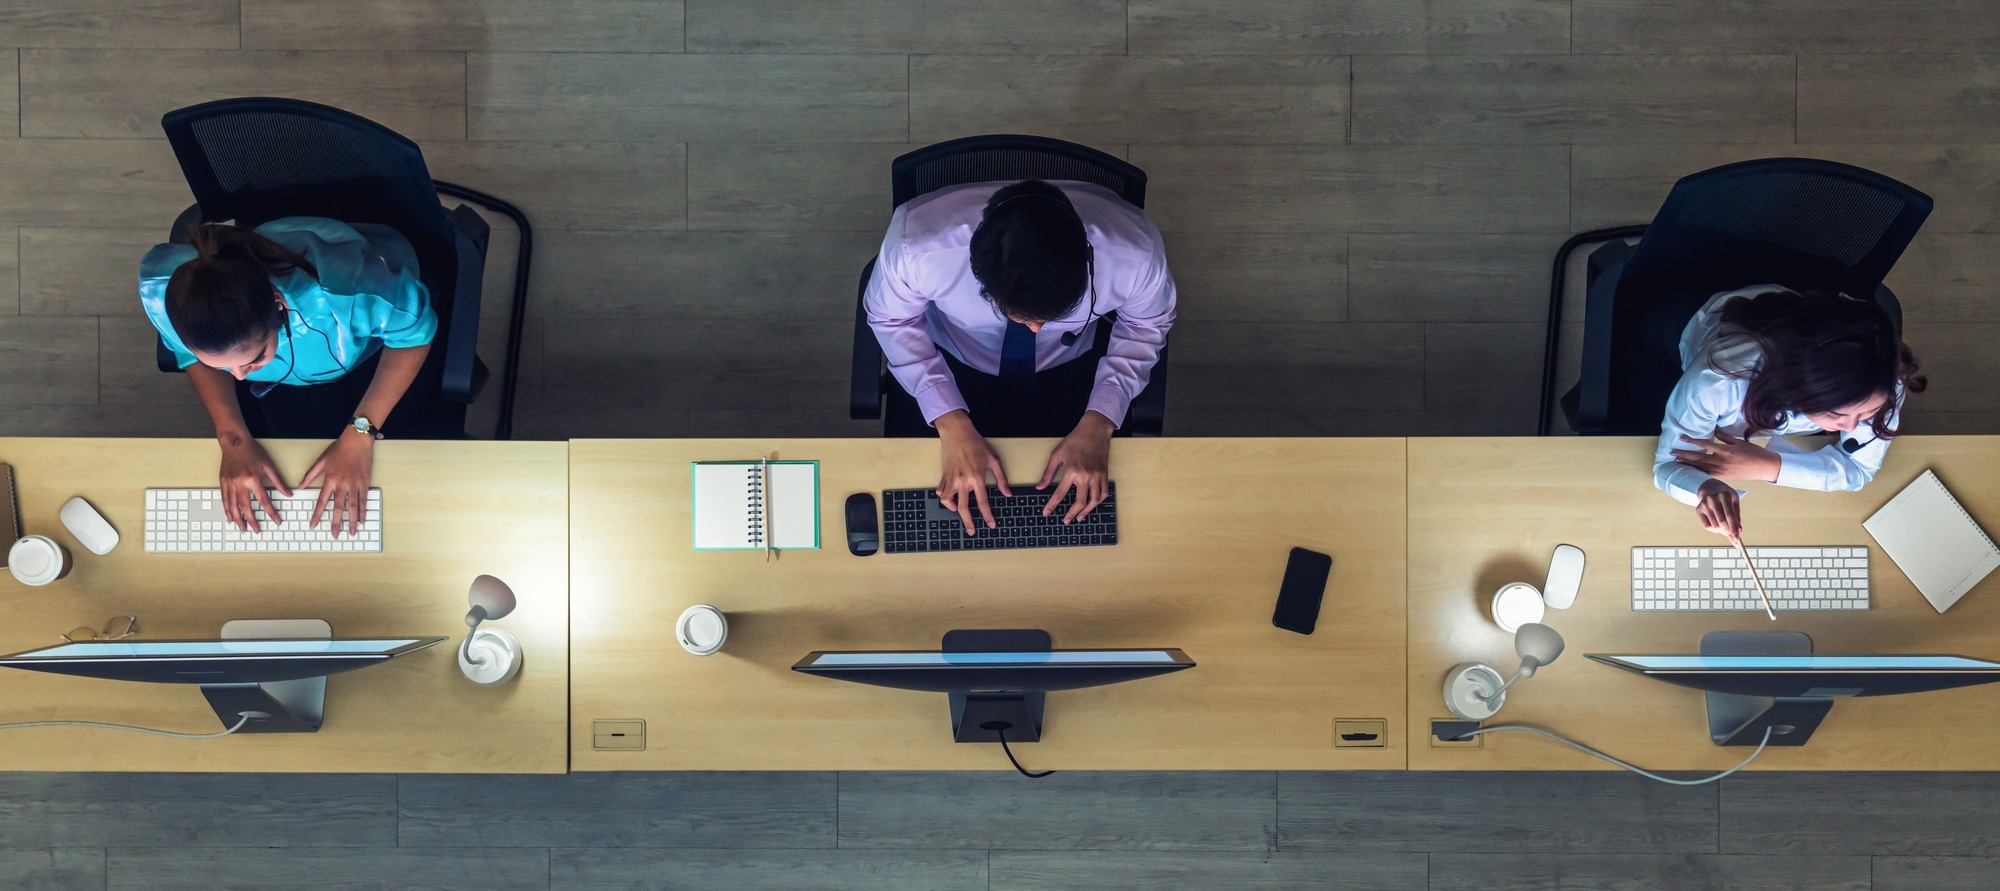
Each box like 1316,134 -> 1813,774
1457,723 -> 1774,786
0,713 -> 253,739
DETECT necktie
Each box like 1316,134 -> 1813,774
999,320 -> 1038,398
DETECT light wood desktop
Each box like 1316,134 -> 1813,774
1408,436 -> 2000,771
570,438 -> 1406,771
0,438 -> 569,773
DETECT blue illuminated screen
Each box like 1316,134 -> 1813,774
811,651 -> 1177,667
16,640 -> 423,659
1613,655 -> 2000,671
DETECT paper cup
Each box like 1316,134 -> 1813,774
677,604 -> 728,656
8,535 -> 70,587
1491,581 -> 1546,633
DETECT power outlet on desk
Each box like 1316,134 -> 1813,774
592,719 -> 646,751
1333,718 -> 1387,748
1430,718 -> 1483,749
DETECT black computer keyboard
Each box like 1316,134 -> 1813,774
880,484 -> 1118,553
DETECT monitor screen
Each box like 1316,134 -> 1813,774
806,650 -> 1181,667
0,637 -> 445,685
1599,655 -> 2000,672
9,640 -> 428,660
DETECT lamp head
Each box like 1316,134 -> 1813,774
1513,622 -> 1565,674
465,574 -> 517,625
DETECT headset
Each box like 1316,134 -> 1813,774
987,191 -> 1099,346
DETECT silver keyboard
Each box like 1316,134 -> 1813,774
144,488 -> 382,553
1632,546 -> 1869,611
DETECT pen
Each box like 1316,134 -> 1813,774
1730,534 -> 1778,621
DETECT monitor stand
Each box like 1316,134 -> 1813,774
1701,630 -> 1834,747
199,618 -> 331,734
945,629 -> 1049,744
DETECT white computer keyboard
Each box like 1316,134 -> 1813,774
1632,546 -> 1868,611
144,488 -> 382,553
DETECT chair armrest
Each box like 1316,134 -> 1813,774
1570,249 -> 1631,435
440,204 -> 491,405
1872,282 -> 1904,340
850,259 -> 885,420
1124,340 -> 1167,437
155,337 -> 182,374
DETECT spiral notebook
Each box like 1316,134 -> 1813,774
1864,469 -> 2000,613
691,460 -> 820,552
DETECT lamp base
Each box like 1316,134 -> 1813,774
459,627 -> 522,685
1443,662 -> 1505,720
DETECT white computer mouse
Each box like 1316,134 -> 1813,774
60,496 -> 119,555
1543,543 -> 1585,609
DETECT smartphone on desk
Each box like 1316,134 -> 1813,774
1273,547 -> 1333,635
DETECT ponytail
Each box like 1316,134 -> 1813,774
163,223 -> 319,354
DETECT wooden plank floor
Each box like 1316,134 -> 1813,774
3,3 -> 1999,888
0,770 -> 1986,889
0,0 -> 1991,440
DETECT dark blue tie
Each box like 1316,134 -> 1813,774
999,320 -> 1038,398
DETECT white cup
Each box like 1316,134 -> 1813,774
677,604 -> 728,656
8,535 -> 70,587
1491,581 -> 1546,633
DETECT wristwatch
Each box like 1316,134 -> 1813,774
349,416 -> 385,440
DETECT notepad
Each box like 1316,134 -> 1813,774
691,461 -> 820,551
1864,469 -> 2000,613
0,464 -> 17,567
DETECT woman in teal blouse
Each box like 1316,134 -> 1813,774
139,216 -> 439,537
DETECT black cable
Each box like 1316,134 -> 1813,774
995,727 -> 1053,779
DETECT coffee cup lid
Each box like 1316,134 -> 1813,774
677,605 -> 726,654
9,537 -> 59,584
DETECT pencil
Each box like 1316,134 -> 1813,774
1730,535 -> 1778,621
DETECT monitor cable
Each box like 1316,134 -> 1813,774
1451,724 -> 1773,786
985,722 -> 1054,779
0,713 -> 253,739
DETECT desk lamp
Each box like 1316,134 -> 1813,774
459,575 -> 522,685
1444,623 -> 1565,720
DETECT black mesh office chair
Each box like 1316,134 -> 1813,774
849,134 -> 1169,436
1543,158 -> 1932,436
155,98 -> 534,439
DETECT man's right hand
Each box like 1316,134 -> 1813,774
935,410 -> 1010,535
218,432 -> 292,532
1694,478 -> 1743,540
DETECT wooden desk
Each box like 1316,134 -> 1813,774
0,438 -> 569,773
1408,436 -> 2000,771
571,438 -> 1405,770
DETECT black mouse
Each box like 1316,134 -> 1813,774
845,492 -> 879,556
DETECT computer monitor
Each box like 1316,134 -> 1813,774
0,636 -> 444,734
794,629 -> 1193,744
1589,631 -> 2000,747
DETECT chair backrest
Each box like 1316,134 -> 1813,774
1591,158 -> 1930,434
890,135 -> 1146,209
160,98 -> 458,289
1619,158 -> 1931,302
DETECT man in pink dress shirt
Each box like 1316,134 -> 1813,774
864,179 -> 1177,536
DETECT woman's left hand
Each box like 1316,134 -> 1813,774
1673,430 -> 1781,482
302,431 -> 375,537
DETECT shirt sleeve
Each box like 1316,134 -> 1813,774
863,209 -> 967,425
351,230 -> 436,349
137,243 -> 199,370
1772,401 -> 1899,492
1084,231 -> 1177,428
1653,366 -> 1741,506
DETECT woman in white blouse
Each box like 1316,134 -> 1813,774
1657,285 -> 1926,539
